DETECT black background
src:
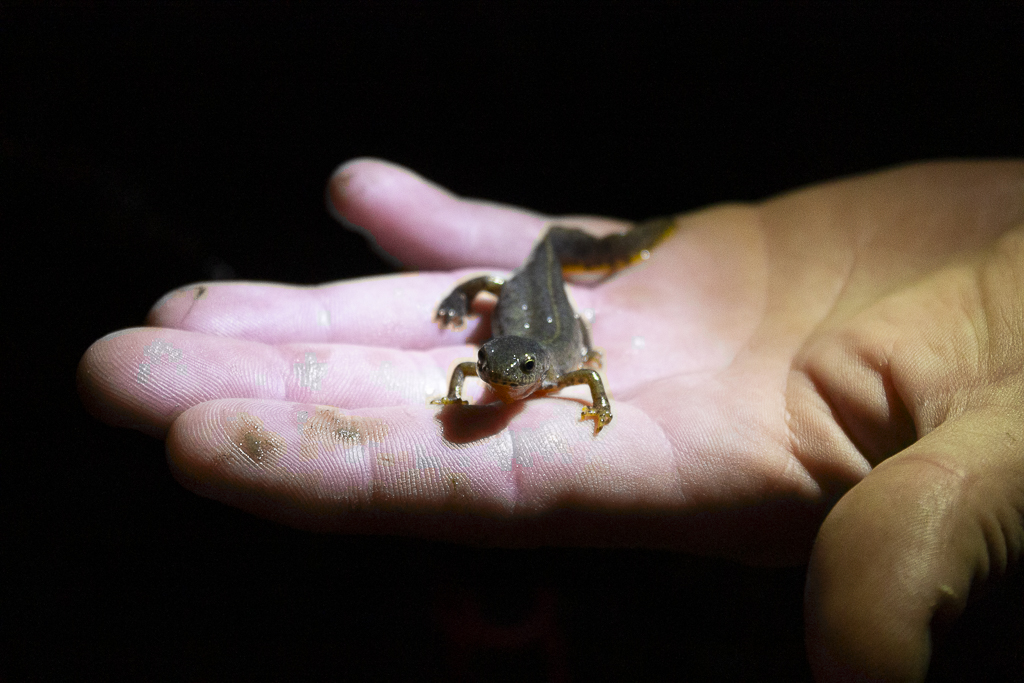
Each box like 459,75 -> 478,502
4,3 -> 1024,681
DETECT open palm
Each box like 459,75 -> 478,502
79,159 -> 1024,565
81,158 -> 1024,680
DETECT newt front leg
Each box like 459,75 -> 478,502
434,276 -> 505,328
431,361 -> 478,406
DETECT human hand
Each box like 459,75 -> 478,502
79,158 -> 1024,681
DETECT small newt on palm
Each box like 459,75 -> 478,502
432,217 -> 675,434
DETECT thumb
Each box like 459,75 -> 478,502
804,410 -> 1024,682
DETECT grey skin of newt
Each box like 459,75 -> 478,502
431,217 -> 675,435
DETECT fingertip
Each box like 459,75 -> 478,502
145,282 -> 210,327
324,162 -> 351,224
327,157 -> 405,208
77,328 -> 169,438
326,157 -> 444,228
328,156 -> 419,184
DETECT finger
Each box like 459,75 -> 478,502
165,397 -> 680,542
145,270 -> 508,347
326,158 -> 548,270
804,410 -> 1024,682
77,326 -> 474,437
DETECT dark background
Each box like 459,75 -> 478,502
4,3 -> 1024,681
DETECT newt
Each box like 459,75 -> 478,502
432,217 -> 675,434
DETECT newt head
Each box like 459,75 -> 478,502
476,336 -> 554,403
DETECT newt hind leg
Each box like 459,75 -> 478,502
557,368 -> 612,433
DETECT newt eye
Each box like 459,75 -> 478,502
521,357 -> 535,373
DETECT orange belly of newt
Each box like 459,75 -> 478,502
486,382 -> 539,404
